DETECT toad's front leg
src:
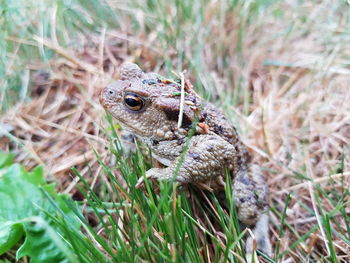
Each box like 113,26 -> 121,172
136,134 -> 239,188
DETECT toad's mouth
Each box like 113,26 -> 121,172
116,119 -> 152,138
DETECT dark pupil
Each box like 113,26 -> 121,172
125,97 -> 141,107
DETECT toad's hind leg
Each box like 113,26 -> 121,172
233,164 -> 268,225
232,164 -> 271,258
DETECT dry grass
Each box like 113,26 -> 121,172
1,0 -> 350,262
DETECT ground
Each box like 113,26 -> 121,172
0,0 -> 349,262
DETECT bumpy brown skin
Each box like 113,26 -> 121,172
100,62 -> 271,255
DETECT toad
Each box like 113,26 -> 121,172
100,62 -> 271,258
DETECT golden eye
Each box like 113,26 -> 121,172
124,93 -> 145,111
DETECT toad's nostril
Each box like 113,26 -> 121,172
105,88 -> 115,96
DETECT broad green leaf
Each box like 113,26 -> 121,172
16,218 -> 73,263
0,220 -> 23,255
23,165 -> 45,186
0,152 -> 81,262
0,164 -> 48,221
0,152 -> 14,169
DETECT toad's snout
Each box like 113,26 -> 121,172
99,86 -> 117,108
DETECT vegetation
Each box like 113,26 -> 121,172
1,0 -> 349,262
0,152 -> 82,262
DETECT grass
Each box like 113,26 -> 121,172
69,134 -> 257,262
1,0 -> 350,262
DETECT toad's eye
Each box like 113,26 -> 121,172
123,93 -> 145,111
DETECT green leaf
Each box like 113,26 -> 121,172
0,152 -> 14,169
23,165 -> 45,186
0,152 -> 81,262
0,220 -> 24,255
16,218 -> 72,263
0,164 -> 48,221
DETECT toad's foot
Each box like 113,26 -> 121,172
245,213 -> 272,262
135,167 -> 188,189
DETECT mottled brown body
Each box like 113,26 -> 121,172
100,62 -> 271,257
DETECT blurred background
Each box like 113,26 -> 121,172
0,0 -> 349,262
